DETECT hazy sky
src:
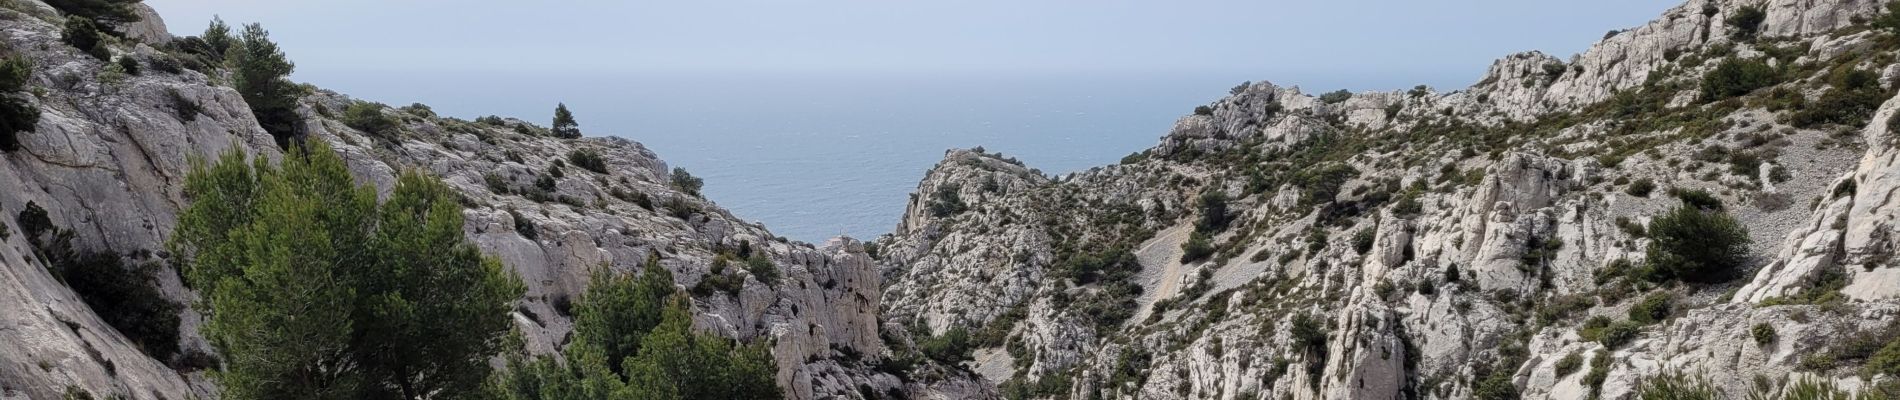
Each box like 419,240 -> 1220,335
141,0 -> 1674,90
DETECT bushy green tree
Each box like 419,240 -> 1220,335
202,16 -> 234,58
1194,191 -> 1231,234
1701,57 -> 1778,101
1726,5 -> 1767,41
670,167 -> 703,197
572,258 -> 676,375
552,103 -> 582,139
1643,202 -> 1751,284
227,23 -> 304,149
173,141 -> 524,399
569,149 -> 609,174
490,259 -> 782,400
62,17 -> 111,61
342,101 -> 397,137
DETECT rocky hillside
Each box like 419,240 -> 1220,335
876,0 -> 1900,399
0,1 -> 985,399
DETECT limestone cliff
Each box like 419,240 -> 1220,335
877,0 -> 1900,399
0,2 -> 986,399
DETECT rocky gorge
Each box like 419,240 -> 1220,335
6,0 -> 1900,399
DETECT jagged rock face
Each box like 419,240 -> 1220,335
1477,0 -> 1883,119
0,5 -> 274,398
874,0 -> 1900,399
0,3 -> 983,399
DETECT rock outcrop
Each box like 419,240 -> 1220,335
0,2 -> 987,399
873,0 -> 1900,399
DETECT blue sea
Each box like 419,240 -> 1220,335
301,71 -> 1250,243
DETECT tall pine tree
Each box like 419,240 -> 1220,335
552,103 -> 582,139
489,257 -> 781,400
228,23 -> 304,149
173,141 -> 523,399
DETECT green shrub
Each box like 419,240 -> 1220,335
671,167 -> 704,197
1753,323 -> 1777,346
567,149 -> 608,174
1351,228 -> 1376,255
1580,316 -> 1644,349
1644,204 -> 1750,284
1318,90 -> 1352,104
1194,191 -> 1232,233
1472,372 -> 1520,400
1672,188 -> 1724,211
918,326 -> 973,365
1701,57 -> 1778,101
743,253 -> 779,286
115,56 -> 139,75
1791,68 -> 1888,129
59,252 -> 181,359
1628,291 -> 1674,324
1555,352 -> 1584,377
1193,105 -> 1214,116
1636,372 -> 1720,400
62,18 -> 110,61
1293,163 -> 1359,206
342,101 -> 397,137
1626,178 -> 1656,197
1180,232 -> 1215,263
1584,351 -> 1613,396
1726,5 -> 1767,40
926,184 -> 967,218
509,208 -> 538,240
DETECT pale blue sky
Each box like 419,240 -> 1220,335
143,0 -> 1674,90
135,1 -> 1682,241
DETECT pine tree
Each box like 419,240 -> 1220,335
489,256 -> 782,400
202,16 -> 234,59
228,23 -> 304,149
174,142 -> 524,399
552,103 -> 582,139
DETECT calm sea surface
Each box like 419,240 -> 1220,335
299,71 -> 1247,242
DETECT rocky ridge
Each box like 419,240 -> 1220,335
876,0 -> 1900,399
0,2 -> 986,399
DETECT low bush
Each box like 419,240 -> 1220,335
342,101 -> 397,137
1644,202 -> 1750,284
1701,57 -> 1778,101
918,327 -> 973,365
927,184 -> 967,218
1726,5 -> 1767,40
62,18 -> 111,61
567,149 -> 608,174
1555,352 -> 1584,377
1580,316 -> 1643,349
1180,232 -> 1215,263
508,208 -> 538,240
1790,68 -> 1888,129
1753,323 -> 1777,346
1318,90 -> 1352,104
59,252 -> 181,359
1628,291 -> 1674,324
743,253 -> 780,286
